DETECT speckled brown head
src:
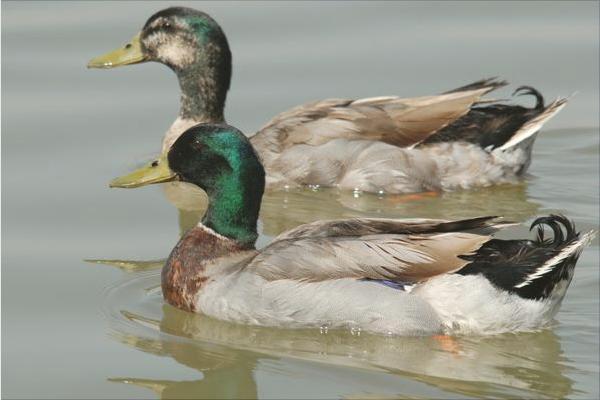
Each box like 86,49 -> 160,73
88,7 -> 231,121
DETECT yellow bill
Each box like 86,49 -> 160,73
109,155 -> 177,188
87,33 -> 147,69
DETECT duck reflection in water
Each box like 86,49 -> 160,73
109,301 -> 573,399
110,306 -> 260,399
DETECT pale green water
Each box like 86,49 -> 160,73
2,1 -> 599,399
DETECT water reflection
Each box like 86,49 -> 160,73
111,311 -> 259,399
105,272 -> 574,399
89,183 -> 541,272
171,182 -> 542,237
260,182 -> 540,236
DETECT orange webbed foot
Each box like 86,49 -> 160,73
432,334 -> 462,356
386,191 -> 440,204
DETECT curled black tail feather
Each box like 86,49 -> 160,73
530,214 -> 577,247
422,83 -> 551,149
456,215 -> 584,300
513,86 -> 545,110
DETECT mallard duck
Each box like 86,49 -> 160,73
109,123 -> 593,336
89,7 -> 567,195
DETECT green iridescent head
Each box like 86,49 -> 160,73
167,124 -> 264,194
111,124 -> 265,248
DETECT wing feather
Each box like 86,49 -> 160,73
251,87 -> 498,155
273,216 -> 508,241
247,217 -> 513,283
248,232 -> 491,282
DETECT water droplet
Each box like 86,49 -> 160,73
350,326 -> 362,336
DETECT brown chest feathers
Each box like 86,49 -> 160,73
162,226 -> 250,312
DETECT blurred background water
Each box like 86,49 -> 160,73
2,1 -> 599,399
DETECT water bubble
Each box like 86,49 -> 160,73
319,324 -> 329,334
350,326 -> 362,336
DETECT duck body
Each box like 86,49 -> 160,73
257,137 -> 531,193
89,7 -> 567,195
110,124 -> 594,336
168,217 -> 590,336
249,86 -> 565,193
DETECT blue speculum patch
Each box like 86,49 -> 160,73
361,278 -> 410,291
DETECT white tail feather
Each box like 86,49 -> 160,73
514,230 -> 596,289
498,98 -> 568,151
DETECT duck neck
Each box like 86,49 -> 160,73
201,169 -> 264,249
174,45 -> 231,123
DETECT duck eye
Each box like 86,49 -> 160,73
164,22 -> 172,28
125,43 -> 132,49
192,141 -> 203,150
151,160 -> 159,167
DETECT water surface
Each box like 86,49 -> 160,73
2,1 -> 599,399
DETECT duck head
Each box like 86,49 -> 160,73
110,124 -> 265,248
88,7 -> 231,121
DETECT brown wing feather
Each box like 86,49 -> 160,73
273,216 -> 506,241
249,232 -> 491,283
247,217 -> 512,283
250,87 -> 499,155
